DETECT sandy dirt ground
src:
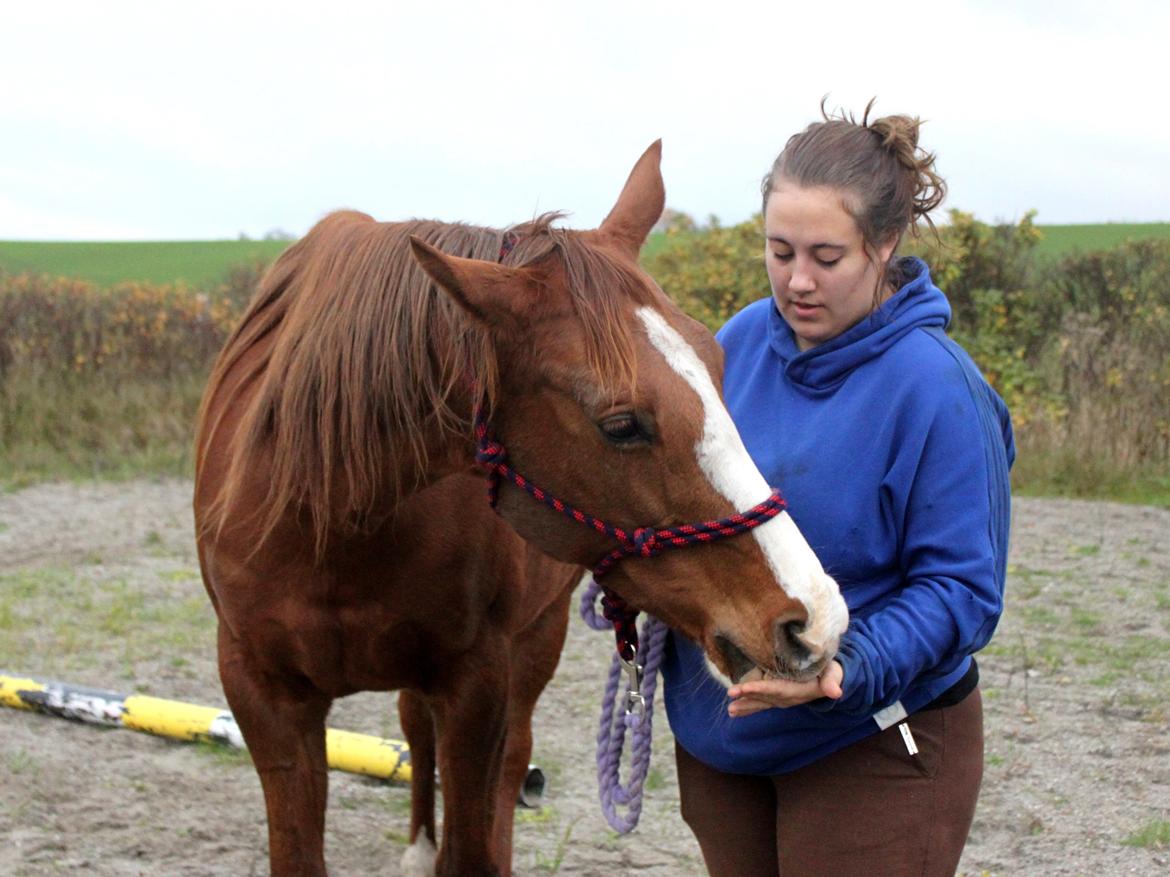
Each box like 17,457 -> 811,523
1,480 -> 1168,876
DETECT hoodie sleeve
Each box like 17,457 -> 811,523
822,335 -> 1014,716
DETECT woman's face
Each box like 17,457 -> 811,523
764,180 -> 895,351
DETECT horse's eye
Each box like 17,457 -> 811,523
599,413 -> 643,444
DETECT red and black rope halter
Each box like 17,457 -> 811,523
473,407 -> 787,660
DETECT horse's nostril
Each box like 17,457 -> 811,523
777,618 -> 811,662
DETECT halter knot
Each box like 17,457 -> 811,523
474,439 -> 507,469
631,527 -> 659,558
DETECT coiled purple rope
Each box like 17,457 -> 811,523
580,578 -> 668,834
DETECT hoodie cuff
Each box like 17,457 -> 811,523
807,639 -> 868,714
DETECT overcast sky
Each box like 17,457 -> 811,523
3,0 -> 1168,240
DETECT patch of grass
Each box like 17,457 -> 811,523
517,805 -> 557,825
0,565 -> 215,678
1017,604 -> 1061,628
0,371 -> 207,488
1121,819 -> 1170,849
160,568 -> 199,583
1011,447 -> 1170,509
641,231 -> 671,261
1072,544 -> 1101,557
100,581 -> 147,636
0,568 -> 78,665
192,738 -> 253,768
5,749 -> 37,775
1116,691 -> 1167,714
644,766 -> 666,792
1012,580 -> 1043,600
1010,566 -> 1071,581
378,789 -> 413,818
1033,632 -> 1170,675
1071,609 -> 1103,630
1089,672 -> 1121,687
532,814 -> 579,875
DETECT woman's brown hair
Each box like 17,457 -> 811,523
761,98 -> 947,295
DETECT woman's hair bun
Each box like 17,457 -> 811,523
861,105 -> 946,223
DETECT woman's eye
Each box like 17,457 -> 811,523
772,251 -> 794,263
817,257 -> 841,267
599,414 -> 642,443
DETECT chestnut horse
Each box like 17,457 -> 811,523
193,143 -> 847,877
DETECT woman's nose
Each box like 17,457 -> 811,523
789,266 -> 815,293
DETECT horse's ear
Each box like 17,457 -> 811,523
409,236 -> 526,329
597,140 -> 665,257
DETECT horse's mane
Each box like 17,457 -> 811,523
197,209 -> 650,560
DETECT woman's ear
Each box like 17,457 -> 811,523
877,236 -> 899,266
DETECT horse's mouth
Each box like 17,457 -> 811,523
757,660 -> 825,685
714,634 -> 757,684
715,634 -> 828,685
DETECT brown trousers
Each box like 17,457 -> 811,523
676,688 -> 983,877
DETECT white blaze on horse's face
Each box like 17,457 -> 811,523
636,307 -> 849,680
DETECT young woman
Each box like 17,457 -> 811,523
662,104 -> 1014,875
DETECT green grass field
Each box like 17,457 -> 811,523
1034,222 -> 1170,260
3,223 -> 1168,288
0,239 -> 292,288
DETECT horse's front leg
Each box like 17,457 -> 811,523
398,688 -> 438,876
433,639 -> 511,877
493,586 -> 573,875
217,625 -> 332,877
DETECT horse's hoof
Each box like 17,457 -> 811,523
401,836 -> 437,877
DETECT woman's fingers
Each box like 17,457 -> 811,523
726,661 -> 844,716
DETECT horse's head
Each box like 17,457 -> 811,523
410,142 -> 847,683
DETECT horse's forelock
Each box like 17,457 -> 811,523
506,218 -> 650,401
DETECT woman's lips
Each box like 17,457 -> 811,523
791,301 -> 821,317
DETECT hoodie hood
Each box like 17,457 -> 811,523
767,257 -> 951,390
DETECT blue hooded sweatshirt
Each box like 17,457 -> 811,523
663,258 -> 1014,776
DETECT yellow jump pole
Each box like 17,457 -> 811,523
1,673 -> 411,782
1,672 -> 546,805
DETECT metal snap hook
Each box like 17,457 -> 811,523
619,648 -> 646,718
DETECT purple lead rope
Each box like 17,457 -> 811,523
580,578 -> 668,834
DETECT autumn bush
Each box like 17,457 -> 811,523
643,214 -> 768,331
0,272 -> 248,483
1037,240 -> 1170,465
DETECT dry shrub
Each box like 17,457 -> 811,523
1040,241 -> 1170,467
0,270 -> 252,482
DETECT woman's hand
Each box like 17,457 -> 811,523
726,661 -> 844,717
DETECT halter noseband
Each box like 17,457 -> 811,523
473,408 -> 787,660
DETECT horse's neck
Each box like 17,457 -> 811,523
385,408 -> 480,513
